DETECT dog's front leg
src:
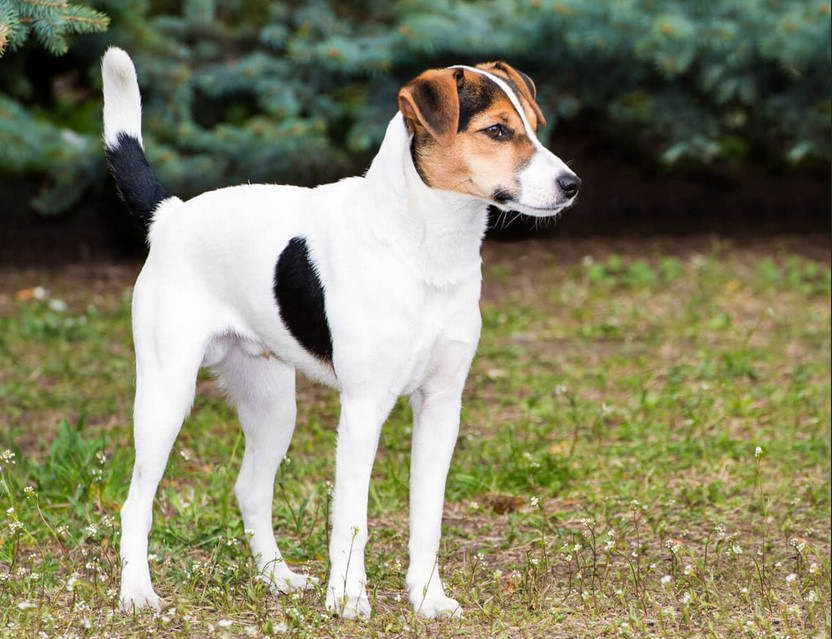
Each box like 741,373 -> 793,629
326,391 -> 395,620
406,387 -> 464,618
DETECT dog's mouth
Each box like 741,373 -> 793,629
491,197 -> 577,218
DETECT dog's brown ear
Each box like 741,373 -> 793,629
489,61 -> 547,129
398,68 -> 462,146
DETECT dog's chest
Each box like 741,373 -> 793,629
380,283 -> 472,395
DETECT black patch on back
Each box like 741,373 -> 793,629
458,80 -> 497,132
273,237 -> 333,363
105,132 -> 169,235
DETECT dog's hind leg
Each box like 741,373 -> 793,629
213,346 -> 317,593
119,285 -> 210,612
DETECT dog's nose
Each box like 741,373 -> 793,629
556,173 -> 581,198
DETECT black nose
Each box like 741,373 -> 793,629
556,173 -> 581,198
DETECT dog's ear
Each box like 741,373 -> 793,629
398,68 -> 462,146
489,61 -> 547,129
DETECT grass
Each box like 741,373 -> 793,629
0,238 -> 829,638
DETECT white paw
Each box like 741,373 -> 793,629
413,595 -> 463,619
119,586 -> 161,613
262,571 -> 319,594
326,589 -> 371,619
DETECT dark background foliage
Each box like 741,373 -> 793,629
0,0 -> 829,261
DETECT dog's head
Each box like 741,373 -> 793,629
398,62 -> 580,217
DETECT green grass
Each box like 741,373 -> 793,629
0,240 -> 829,638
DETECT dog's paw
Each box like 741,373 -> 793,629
326,590 -> 371,620
413,595 -> 463,619
262,571 -> 319,594
119,586 -> 161,613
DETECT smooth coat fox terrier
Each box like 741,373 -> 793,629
102,47 -> 580,620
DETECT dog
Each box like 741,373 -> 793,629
102,47 -> 580,620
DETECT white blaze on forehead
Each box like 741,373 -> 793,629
448,65 -> 544,150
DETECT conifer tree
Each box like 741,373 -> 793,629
0,0 -> 108,56
0,0 -> 829,216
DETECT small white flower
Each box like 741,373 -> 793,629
785,573 -> 797,583
806,590 -> 819,603
217,619 -> 233,628
529,496 -> 539,508
48,299 -> 67,312
660,575 -> 672,586
808,562 -> 818,574
680,591 -> 691,605
23,486 -> 35,497
683,564 -> 693,576
754,446 -> 762,458
789,537 -> 805,552
32,286 -> 48,300
740,586 -> 749,594
731,543 -> 743,555
17,601 -> 36,610
394,592 -> 402,602
81,618 -> 92,629
84,524 -> 98,537
554,384 -> 569,395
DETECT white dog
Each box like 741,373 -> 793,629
102,47 -> 579,620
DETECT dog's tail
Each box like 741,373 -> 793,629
102,47 -> 173,236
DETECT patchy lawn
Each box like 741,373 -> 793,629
0,237 -> 829,638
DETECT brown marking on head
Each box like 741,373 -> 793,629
398,68 -> 462,146
477,61 -> 547,129
398,63 -> 546,204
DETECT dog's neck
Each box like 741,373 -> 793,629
361,113 -> 488,287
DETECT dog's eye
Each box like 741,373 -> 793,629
483,124 -> 510,140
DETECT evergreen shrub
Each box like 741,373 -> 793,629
0,0 -> 829,215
